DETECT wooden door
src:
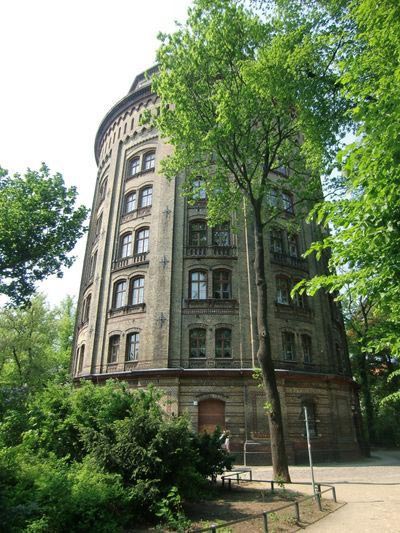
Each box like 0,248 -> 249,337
198,399 -> 225,433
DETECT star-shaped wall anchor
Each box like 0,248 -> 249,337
160,255 -> 169,269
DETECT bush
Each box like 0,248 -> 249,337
0,380 -> 233,530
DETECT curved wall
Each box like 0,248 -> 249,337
73,69 -> 362,463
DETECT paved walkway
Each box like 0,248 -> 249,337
248,449 -> 400,532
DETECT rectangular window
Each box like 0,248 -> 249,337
215,328 -> 232,358
282,332 -> 296,360
270,229 -> 284,253
126,333 -> 140,361
190,271 -> 207,299
190,328 -> 206,357
301,334 -> 312,363
143,152 -> 155,170
288,234 -> 299,257
108,335 -> 120,363
276,277 -> 290,305
212,223 -> 230,247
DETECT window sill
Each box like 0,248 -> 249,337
108,303 -> 146,317
121,206 -> 151,223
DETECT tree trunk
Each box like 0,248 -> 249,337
253,204 -> 291,481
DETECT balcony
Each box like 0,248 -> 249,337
275,302 -> 314,320
121,206 -> 151,224
125,167 -> 155,182
271,252 -> 308,271
183,298 -> 239,315
108,303 -> 146,317
112,252 -> 149,271
185,245 -> 237,258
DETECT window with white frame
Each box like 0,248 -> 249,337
189,271 -> 207,299
108,335 -> 120,363
282,331 -> 296,360
130,276 -> 144,305
270,229 -> 284,253
135,228 -> 149,254
276,277 -> 290,305
113,280 -> 126,308
129,157 -> 140,176
143,151 -> 155,170
120,233 -> 132,258
126,332 -> 140,361
139,186 -> 152,208
124,192 -> 136,214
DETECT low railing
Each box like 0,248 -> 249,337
108,303 -> 146,317
125,167 -> 155,182
193,470 -> 338,532
271,252 -> 308,271
121,206 -> 152,223
112,252 -> 149,270
185,245 -> 237,257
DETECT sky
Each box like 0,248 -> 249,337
0,0 -> 192,307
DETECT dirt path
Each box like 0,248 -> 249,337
246,449 -> 400,532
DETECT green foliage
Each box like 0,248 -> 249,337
289,1 -> 400,360
0,380 -> 232,530
0,295 -> 74,391
0,164 -> 88,305
193,427 -> 234,480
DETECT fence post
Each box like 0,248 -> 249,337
228,479 -> 232,491
210,524 -> 217,532
317,483 -> 321,495
332,486 -> 337,503
316,492 -> 322,511
294,501 -> 300,522
263,512 -> 269,532
237,472 -> 240,484
270,481 -> 274,492
222,476 -> 225,489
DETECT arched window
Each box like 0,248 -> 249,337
135,228 -> 149,254
124,191 -> 136,214
139,186 -> 152,208
126,332 -> 140,361
282,191 -> 294,214
119,233 -> 132,258
215,328 -> 232,358
270,229 -> 284,253
95,213 -> 102,237
77,344 -> 85,373
82,294 -> 91,323
189,270 -> 207,299
89,251 -> 97,278
287,234 -> 299,257
129,157 -> 140,176
189,220 -> 207,246
212,223 -> 230,247
143,151 -> 155,170
190,328 -> 206,357
108,335 -> 120,363
113,280 -> 126,308
276,276 -> 290,305
213,269 -> 231,299
301,334 -> 312,363
130,276 -> 144,305
282,331 -> 296,360
99,178 -> 107,203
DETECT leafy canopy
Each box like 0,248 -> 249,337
154,0 -> 347,223
0,164 -> 88,304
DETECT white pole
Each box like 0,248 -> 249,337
304,406 -> 316,495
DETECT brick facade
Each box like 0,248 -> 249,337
72,69 -> 362,464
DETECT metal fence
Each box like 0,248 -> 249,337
192,469 -> 337,532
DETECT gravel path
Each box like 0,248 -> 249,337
246,449 -> 400,532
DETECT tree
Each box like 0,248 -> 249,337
0,164 -> 88,304
286,0 -> 400,413
154,0 -> 346,480
0,295 -> 74,390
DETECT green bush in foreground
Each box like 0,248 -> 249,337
0,380 -> 233,532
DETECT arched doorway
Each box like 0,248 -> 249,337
198,399 -> 225,433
